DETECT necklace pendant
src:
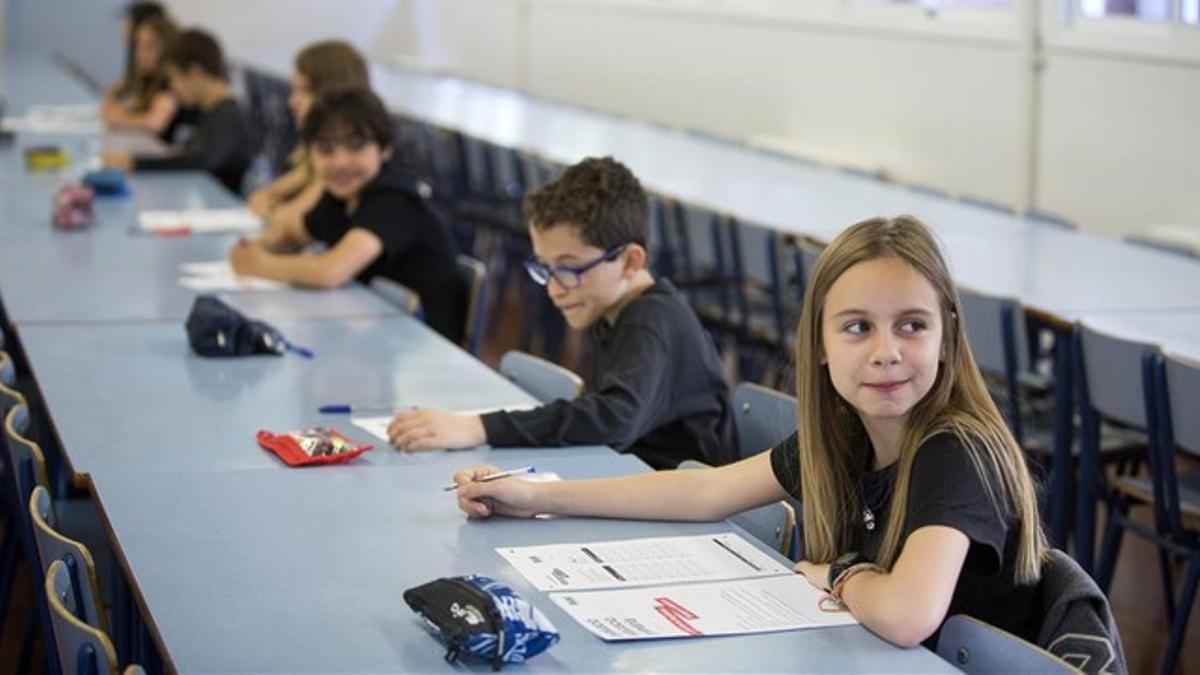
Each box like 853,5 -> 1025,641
863,506 -> 876,531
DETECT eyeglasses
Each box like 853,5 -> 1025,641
524,245 -> 627,289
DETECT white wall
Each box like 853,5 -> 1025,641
151,0 -> 1200,236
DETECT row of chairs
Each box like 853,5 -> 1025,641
1,340 -> 151,674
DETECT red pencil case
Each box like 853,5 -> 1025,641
257,427 -> 373,467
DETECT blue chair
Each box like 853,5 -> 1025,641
457,255 -> 489,356
498,350 -> 583,404
732,383 -> 796,459
1096,352 -> 1200,675
0,349 -> 14,388
31,485 -> 109,635
45,559 -> 144,675
1023,208 -> 1078,230
368,277 -> 422,317
1073,324 -> 1153,575
936,614 -> 1075,674
1123,234 -> 1198,260
677,460 -> 796,558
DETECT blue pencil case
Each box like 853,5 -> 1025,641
81,169 -> 129,196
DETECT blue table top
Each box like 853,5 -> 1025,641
86,460 -> 955,673
19,316 -> 535,477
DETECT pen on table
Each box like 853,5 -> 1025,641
318,403 -> 400,414
443,466 -> 536,492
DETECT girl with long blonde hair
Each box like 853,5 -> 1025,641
451,215 -> 1048,648
101,14 -> 181,140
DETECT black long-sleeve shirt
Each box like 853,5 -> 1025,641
481,279 -> 738,469
133,98 -> 250,194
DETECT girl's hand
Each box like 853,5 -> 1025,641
228,239 -> 267,276
794,560 -> 832,592
452,465 -> 542,519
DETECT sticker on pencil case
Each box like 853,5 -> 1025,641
256,427 -> 373,467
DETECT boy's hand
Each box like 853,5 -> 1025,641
388,410 -> 485,451
101,152 -> 132,171
452,464 -> 541,519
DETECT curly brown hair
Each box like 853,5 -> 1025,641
524,156 -> 650,252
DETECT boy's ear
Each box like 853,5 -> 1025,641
621,243 -> 648,278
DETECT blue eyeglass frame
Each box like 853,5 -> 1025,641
524,244 -> 628,289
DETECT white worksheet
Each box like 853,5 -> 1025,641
550,574 -> 857,641
178,261 -> 286,292
351,405 -> 538,442
497,533 -> 792,592
139,208 -> 261,234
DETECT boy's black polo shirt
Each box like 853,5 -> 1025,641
303,161 -> 465,343
133,97 -> 250,194
481,278 -> 738,469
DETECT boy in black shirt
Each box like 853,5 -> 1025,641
103,28 -> 250,194
228,88 -> 464,342
388,157 -> 738,469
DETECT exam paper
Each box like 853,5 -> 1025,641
139,208 -> 261,234
352,405 -> 539,442
550,574 -> 857,641
497,533 -> 792,592
178,260 -> 286,292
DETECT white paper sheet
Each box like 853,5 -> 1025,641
178,260 -> 286,292
139,208 -> 261,234
351,405 -> 539,443
497,533 -> 793,592
549,574 -> 857,641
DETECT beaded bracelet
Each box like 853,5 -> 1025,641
818,562 -> 884,612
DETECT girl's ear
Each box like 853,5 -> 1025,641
380,146 -> 394,163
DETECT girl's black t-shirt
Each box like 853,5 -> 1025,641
770,430 -> 1042,647
303,162 -> 465,343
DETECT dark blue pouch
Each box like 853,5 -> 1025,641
81,169 -> 129,196
403,574 -> 559,670
184,295 -> 312,358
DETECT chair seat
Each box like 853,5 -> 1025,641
1112,473 -> 1200,529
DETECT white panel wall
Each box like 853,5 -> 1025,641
524,3 -> 1024,210
1039,53 -> 1200,235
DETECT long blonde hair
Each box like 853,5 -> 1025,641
795,216 -> 1046,584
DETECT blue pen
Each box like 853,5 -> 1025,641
318,403 -> 397,414
443,466 -> 536,492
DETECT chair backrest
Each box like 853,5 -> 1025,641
1,349 -> 15,387
456,255 -> 488,356
45,560 -> 120,675
498,351 -> 583,404
5,402 -> 50,507
1122,234 -> 1198,259
1076,323 -> 1156,428
1162,353 -> 1200,458
957,288 -> 1028,441
368,277 -> 422,317
30,485 -> 107,632
1024,208 -> 1078,230
732,383 -> 797,458
937,614 -> 1077,674
677,460 -> 796,557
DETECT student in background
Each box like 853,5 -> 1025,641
103,29 -> 251,194
387,157 -> 738,470
450,216 -> 1051,650
101,13 -> 182,140
247,41 -> 370,241
228,88 -> 466,342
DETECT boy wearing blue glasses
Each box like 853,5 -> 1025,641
388,157 -> 737,469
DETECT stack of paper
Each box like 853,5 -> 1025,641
178,261 -> 286,293
138,208 -> 261,235
499,534 -> 858,641
1,103 -> 101,135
